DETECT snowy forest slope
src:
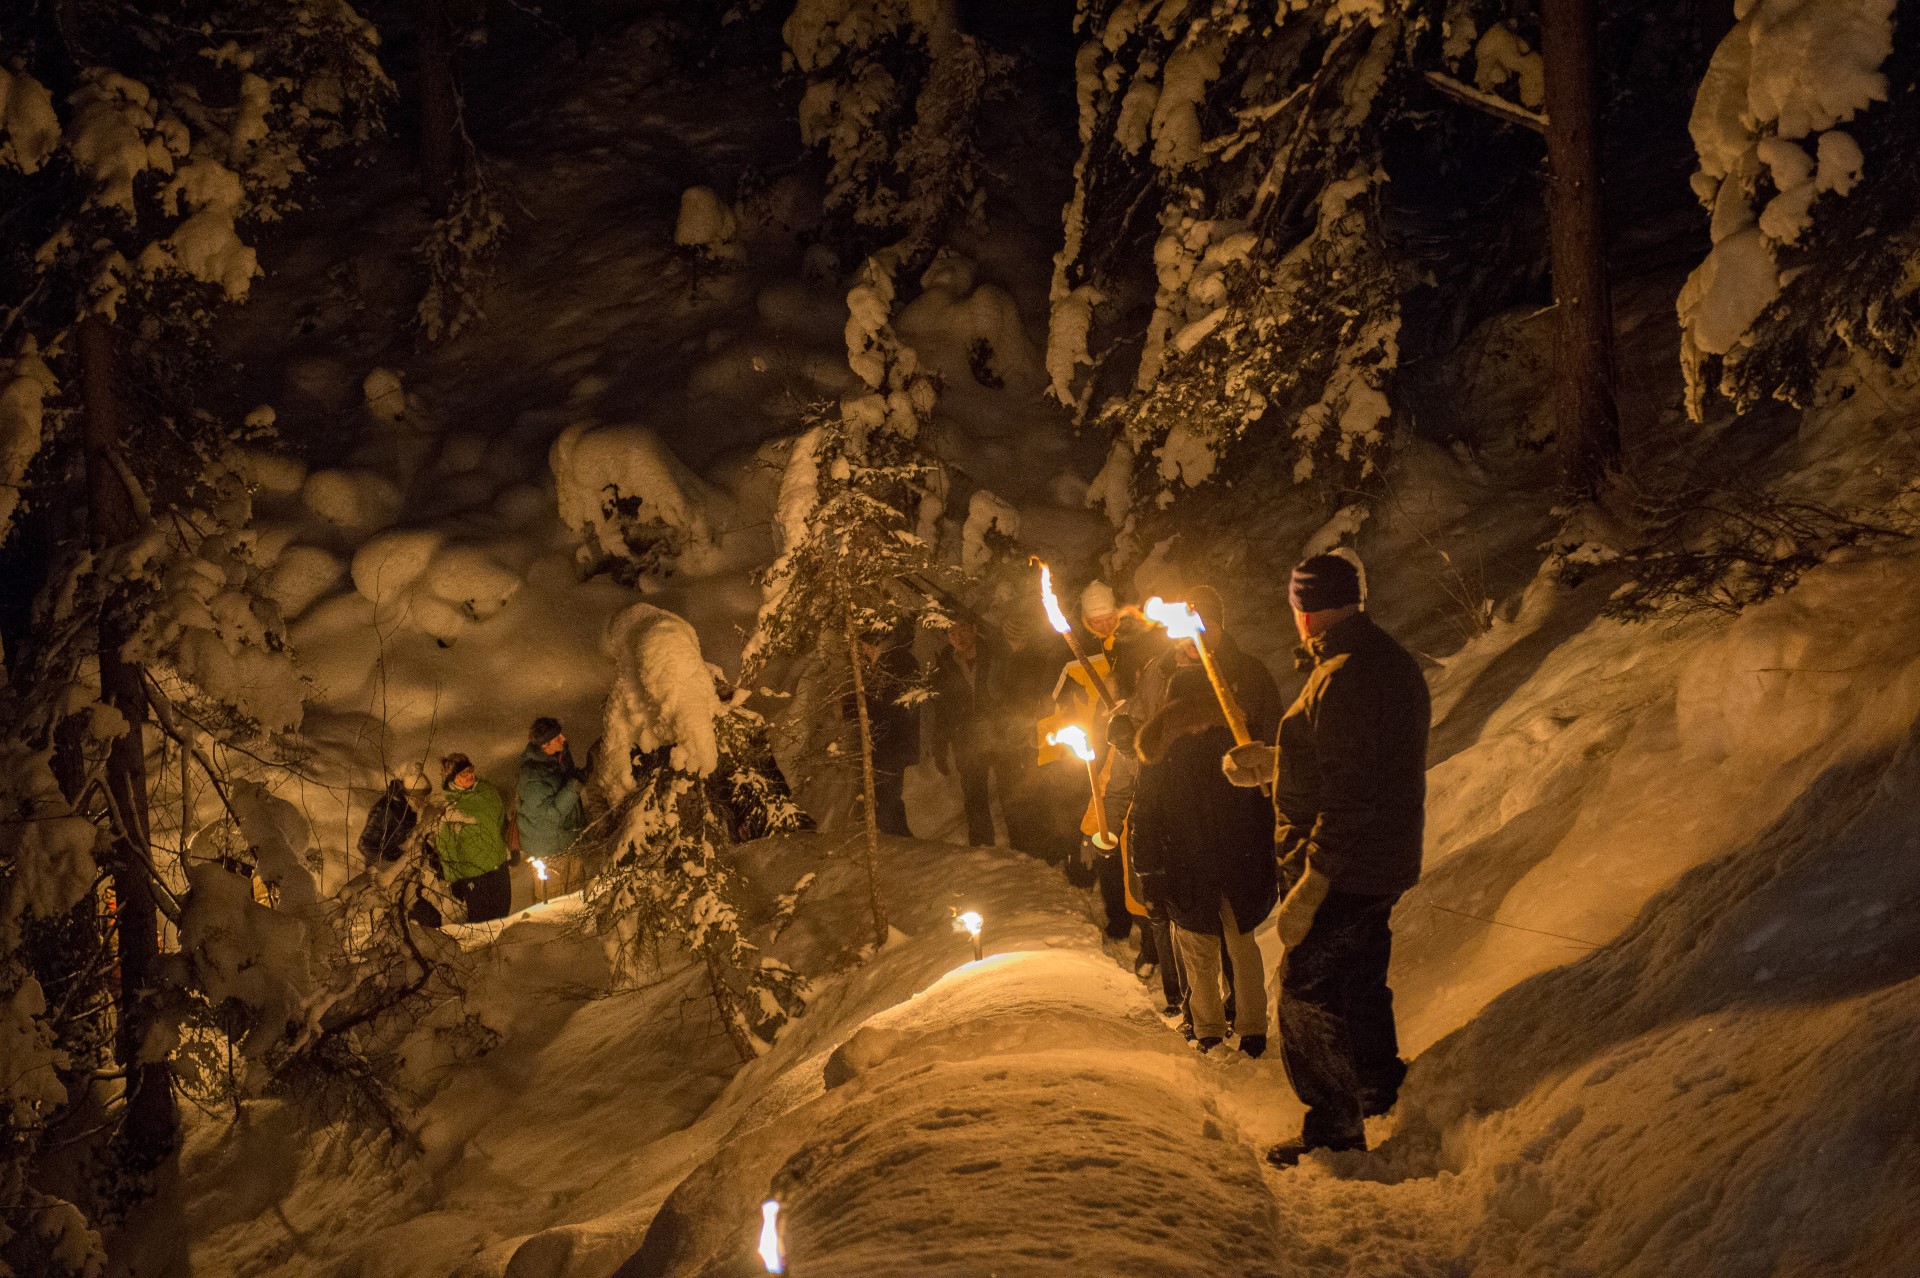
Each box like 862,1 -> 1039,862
170,7 -> 1920,1276
4,1 -> 1919,1275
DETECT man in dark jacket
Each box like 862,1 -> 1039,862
1225,553 -> 1431,1164
929,618 -> 1013,846
1124,586 -> 1283,1055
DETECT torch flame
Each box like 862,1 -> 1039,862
1038,562 -> 1072,635
1047,725 -> 1096,763
758,1200 -> 785,1274
530,858 -> 549,882
958,910 -> 983,937
1143,596 -> 1205,641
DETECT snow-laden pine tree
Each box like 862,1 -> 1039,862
0,2 -> 388,1256
742,250 -> 947,951
1676,0 -> 1918,419
1047,0 -> 1721,536
781,0 -> 1009,265
1048,0 -> 1420,525
587,604 -> 808,1063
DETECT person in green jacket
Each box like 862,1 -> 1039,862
436,752 -> 512,922
517,717 -> 589,893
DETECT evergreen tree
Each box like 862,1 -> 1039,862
0,1 -> 388,1257
588,604 -> 808,1063
742,326 -> 944,951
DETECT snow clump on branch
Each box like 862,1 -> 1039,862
1678,0 -> 1896,414
598,603 -> 723,792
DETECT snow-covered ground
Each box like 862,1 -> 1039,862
143,13 -> 1920,1278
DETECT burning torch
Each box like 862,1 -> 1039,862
1143,597 -> 1253,748
1047,725 -> 1116,850
953,908 -> 985,962
758,1199 -> 787,1274
530,857 -> 549,904
1037,560 -> 1117,712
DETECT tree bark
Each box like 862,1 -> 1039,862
842,616 -> 890,951
1541,0 -> 1621,499
417,0 -> 461,213
76,313 -> 176,1169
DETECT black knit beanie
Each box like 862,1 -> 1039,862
529,716 -> 564,747
441,752 -> 474,785
1288,554 -> 1362,613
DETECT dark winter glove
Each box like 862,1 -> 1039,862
1275,868 -> 1331,949
1106,713 -> 1137,755
1133,868 -> 1169,907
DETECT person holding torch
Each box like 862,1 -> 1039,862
1118,585 -> 1282,1055
1221,552 -> 1431,1167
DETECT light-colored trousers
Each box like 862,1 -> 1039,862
1173,899 -> 1268,1039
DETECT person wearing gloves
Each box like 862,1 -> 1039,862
1121,585 -> 1283,1055
436,753 -> 514,923
517,717 -> 589,892
1223,553 -> 1431,1165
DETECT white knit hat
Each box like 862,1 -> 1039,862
1080,580 -> 1117,622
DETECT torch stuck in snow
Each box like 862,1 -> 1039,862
1143,597 -> 1252,747
954,908 -> 985,962
1047,725 -> 1116,850
530,857 -> 549,904
1037,560 -> 1118,712
757,1199 -> 787,1274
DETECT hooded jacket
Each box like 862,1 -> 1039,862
1127,665 -> 1279,935
1273,611 -> 1431,896
516,743 -> 587,858
436,778 -> 511,883
358,780 -> 419,864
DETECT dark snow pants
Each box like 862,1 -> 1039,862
1279,890 -> 1405,1150
872,768 -> 911,838
1094,850 -> 1133,938
452,864 -> 512,923
957,753 -> 1003,846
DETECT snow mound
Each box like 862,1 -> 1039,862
263,545 -> 344,621
350,529 -> 445,606
550,421 -> 736,580
301,467 -> 403,531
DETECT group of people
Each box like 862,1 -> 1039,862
357,716 -> 591,925
1013,554 -> 1431,1166
353,551 -> 1428,1165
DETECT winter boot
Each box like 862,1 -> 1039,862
1194,1036 -> 1224,1054
1265,1136 -> 1362,1169
1236,1033 -> 1267,1059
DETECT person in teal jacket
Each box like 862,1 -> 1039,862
517,717 -> 589,892
436,752 -> 512,922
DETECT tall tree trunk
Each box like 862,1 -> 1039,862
842,616 -> 890,950
417,0 -> 461,213
1541,0 -> 1621,500
76,313 -> 176,1169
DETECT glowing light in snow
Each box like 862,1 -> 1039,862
958,910 -> 983,937
1038,561 -> 1073,634
758,1199 -> 785,1273
1047,725 -> 1096,763
1144,596 -> 1205,640
530,858 -> 549,882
